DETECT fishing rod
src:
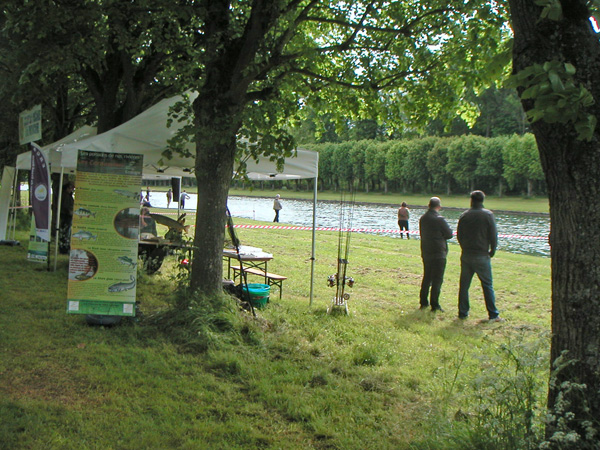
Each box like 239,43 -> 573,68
327,189 -> 356,314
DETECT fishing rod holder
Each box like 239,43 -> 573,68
326,269 -> 354,315
327,273 -> 355,288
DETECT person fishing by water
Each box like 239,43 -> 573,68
180,190 -> 190,209
273,194 -> 282,222
397,201 -> 410,238
166,189 -> 172,208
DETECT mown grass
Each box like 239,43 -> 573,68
0,218 -> 551,450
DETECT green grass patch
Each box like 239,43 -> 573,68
0,220 -> 551,449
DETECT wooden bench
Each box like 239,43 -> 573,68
230,265 -> 287,299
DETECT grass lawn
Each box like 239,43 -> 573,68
0,218 -> 551,449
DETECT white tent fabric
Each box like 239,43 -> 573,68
15,125 -> 97,173
58,92 -> 318,181
60,93 -> 198,177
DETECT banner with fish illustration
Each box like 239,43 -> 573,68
27,143 -> 51,262
67,150 -> 143,317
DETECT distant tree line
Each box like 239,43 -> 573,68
314,134 -> 544,196
239,133 -> 545,197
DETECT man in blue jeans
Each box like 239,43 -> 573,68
457,190 -> 502,322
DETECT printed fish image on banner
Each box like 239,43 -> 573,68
72,230 -> 98,241
117,255 -> 137,268
113,189 -> 140,201
74,208 -> 96,218
108,275 -> 136,293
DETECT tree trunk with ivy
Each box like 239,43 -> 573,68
509,1 -> 600,447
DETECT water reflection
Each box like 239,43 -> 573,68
148,192 -> 550,257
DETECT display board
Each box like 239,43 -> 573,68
67,150 -> 143,316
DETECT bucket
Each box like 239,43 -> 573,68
245,283 -> 270,308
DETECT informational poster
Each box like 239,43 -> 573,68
27,144 -> 51,262
67,150 -> 143,317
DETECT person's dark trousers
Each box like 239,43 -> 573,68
58,219 -> 71,254
458,254 -> 499,319
398,220 -> 409,239
420,257 -> 447,309
273,211 -> 279,222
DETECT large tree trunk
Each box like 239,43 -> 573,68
190,92 -> 244,295
509,1 -> 600,446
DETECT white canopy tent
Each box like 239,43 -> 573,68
16,125 -> 97,173
56,92 -> 320,304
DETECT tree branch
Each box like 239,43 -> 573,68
303,6 -> 455,37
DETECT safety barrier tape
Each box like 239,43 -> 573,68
227,224 -> 548,241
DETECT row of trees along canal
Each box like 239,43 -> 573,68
235,134 -> 544,197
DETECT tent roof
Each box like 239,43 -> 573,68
59,92 -> 318,180
16,125 -> 97,173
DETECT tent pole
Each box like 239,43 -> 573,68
309,159 -> 319,307
9,168 -> 19,241
53,169 -> 64,271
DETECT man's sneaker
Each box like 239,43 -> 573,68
488,317 -> 505,323
419,305 -> 429,310
431,308 -> 445,313
458,314 -> 468,320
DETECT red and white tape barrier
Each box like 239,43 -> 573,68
227,224 -> 547,241
153,211 -> 547,241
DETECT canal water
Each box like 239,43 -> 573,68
149,193 -> 550,257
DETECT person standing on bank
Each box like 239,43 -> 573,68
457,190 -> 502,322
180,190 -> 190,209
273,194 -> 282,222
166,188 -> 172,208
419,197 -> 453,312
397,201 -> 410,239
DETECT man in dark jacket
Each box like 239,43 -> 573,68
457,190 -> 501,321
419,197 -> 453,312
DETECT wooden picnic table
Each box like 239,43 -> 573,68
222,247 -> 273,282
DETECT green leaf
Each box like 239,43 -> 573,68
564,63 -> 576,76
574,115 -> 597,141
548,71 -> 565,91
521,85 -> 539,99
